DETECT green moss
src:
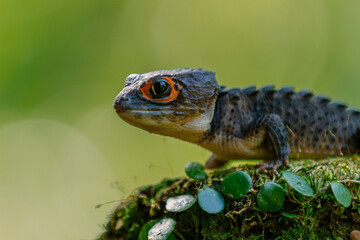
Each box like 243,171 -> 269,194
98,158 -> 360,240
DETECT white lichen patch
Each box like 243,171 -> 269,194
165,194 -> 197,212
148,218 -> 176,240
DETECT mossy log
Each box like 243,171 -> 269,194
98,158 -> 360,240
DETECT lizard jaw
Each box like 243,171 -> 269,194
116,107 -> 214,142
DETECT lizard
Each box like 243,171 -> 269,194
113,68 -> 360,175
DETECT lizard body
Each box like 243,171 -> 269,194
113,68 -> 360,174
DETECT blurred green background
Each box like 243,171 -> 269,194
1,0 -> 360,239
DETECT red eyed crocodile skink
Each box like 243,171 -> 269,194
113,68 -> 360,175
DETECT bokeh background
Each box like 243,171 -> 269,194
1,0 -> 360,239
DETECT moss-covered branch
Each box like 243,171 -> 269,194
98,158 -> 360,240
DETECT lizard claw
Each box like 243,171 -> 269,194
271,168 -> 281,177
283,159 -> 290,168
256,163 -> 268,174
256,159 -> 286,177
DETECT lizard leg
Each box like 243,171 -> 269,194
205,155 -> 227,169
246,114 -> 290,176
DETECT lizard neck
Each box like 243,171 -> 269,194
195,91 -> 227,151
170,100 -> 217,143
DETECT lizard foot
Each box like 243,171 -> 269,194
256,159 -> 289,177
205,155 -> 227,169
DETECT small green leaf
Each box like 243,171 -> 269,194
257,182 -> 285,211
198,187 -> 225,214
166,234 -> 177,240
148,218 -> 176,240
138,220 -> 158,240
221,171 -> 252,199
165,194 -> 196,212
283,171 -> 314,197
331,182 -> 351,207
185,162 -> 207,180
281,212 -> 299,219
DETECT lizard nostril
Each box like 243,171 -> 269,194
113,96 -> 129,112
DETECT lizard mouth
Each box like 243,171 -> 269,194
126,109 -> 186,114
116,107 -> 192,114
116,107 -> 201,124
116,108 -> 190,117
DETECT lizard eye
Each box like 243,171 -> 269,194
140,77 -> 182,103
149,79 -> 171,99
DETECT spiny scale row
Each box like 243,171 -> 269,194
241,85 -> 360,116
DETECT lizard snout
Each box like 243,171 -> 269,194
113,95 -> 130,113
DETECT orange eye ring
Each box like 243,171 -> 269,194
140,77 -> 182,103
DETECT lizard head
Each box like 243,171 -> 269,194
113,68 -> 219,141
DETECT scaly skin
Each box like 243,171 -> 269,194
113,68 -> 360,175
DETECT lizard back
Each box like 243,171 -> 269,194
205,86 -> 360,159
